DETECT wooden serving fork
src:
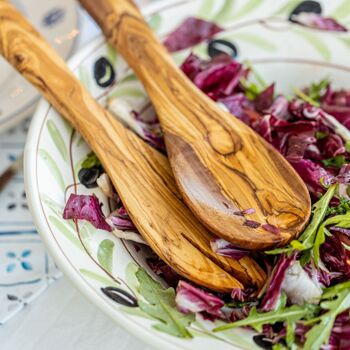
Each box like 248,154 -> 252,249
0,0 -> 266,292
79,0 -> 311,250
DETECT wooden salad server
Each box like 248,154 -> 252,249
0,0 -> 266,292
79,0 -> 311,250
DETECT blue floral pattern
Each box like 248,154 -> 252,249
0,118 -> 61,325
6,250 -> 33,273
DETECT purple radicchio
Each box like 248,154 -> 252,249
180,53 -> 244,100
260,253 -> 297,311
63,194 -> 111,231
210,238 -> 248,260
164,17 -> 222,52
106,205 -> 137,232
147,256 -> 180,287
322,311 -> 350,350
290,13 -> 348,32
320,233 -> 350,282
254,84 -> 275,112
175,280 -> 224,318
321,88 -> 350,129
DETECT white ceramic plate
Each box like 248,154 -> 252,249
0,0 -> 78,132
25,1 -> 350,349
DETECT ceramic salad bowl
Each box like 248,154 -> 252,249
25,0 -> 350,349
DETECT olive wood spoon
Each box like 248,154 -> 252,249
79,0 -> 311,250
0,1 -> 266,292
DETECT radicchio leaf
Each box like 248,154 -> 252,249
63,194 -> 111,231
290,13 -> 347,32
175,281 -> 224,318
210,238 -> 248,260
164,17 -> 222,52
260,253 -> 297,312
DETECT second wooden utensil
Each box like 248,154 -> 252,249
0,0 -> 265,292
79,0 -> 311,250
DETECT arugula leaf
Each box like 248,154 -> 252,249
327,197 -> 350,215
243,60 -> 267,89
308,79 -> 330,103
135,268 -> 194,338
322,280 -> 350,299
322,155 -> 347,169
304,287 -> 350,350
293,87 -> 320,107
346,140 -> 350,153
81,151 -> 101,169
313,211 -> 350,265
266,185 -> 336,258
213,304 -> 317,333
315,131 -> 328,140
240,78 -> 261,101
286,319 -> 296,350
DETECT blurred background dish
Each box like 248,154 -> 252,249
0,0 -> 79,132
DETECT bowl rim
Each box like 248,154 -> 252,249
24,1 -> 203,350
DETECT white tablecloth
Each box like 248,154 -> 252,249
1,277 -> 153,350
1,2 -> 156,349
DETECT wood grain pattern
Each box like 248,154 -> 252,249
79,0 -> 312,250
0,0 -> 266,292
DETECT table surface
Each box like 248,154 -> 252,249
1,277 -> 153,350
1,2 -> 155,349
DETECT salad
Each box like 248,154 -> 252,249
63,12 -> 350,350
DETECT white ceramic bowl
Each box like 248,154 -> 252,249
25,1 -> 350,349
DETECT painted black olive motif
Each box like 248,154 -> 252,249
289,0 -> 322,21
253,335 -> 274,350
78,166 -> 102,188
101,287 -> 138,307
208,39 -> 238,58
93,57 -> 116,88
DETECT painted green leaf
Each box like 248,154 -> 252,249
125,262 -> 141,295
197,0 -> 216,20
231,0 -> 262,20
47,120 -> 68,162
41,193 -> 64,214
226,32 -> 277,51
148,13 -> 162,32
107,44 -> 118,66
39,149 -> 65,191
80,268 -> 120,287
80,222 -> 97,253
78,65 -> 90,90
121,305 -> 152,319
76,135 -> 85,147
214,0 -> 236,23
331,0 -> 350,20
294,29 -> 331,61
272,0 -> 301,16
62,118 -> 73,134
97,239 -> 115,273
49,215 -> 82,249
192,43 -> 209,58
136,268 -> 194,338
108,86 -> 146,100
118,73 -> 138,84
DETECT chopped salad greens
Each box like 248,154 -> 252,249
63,14 -> 350,350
